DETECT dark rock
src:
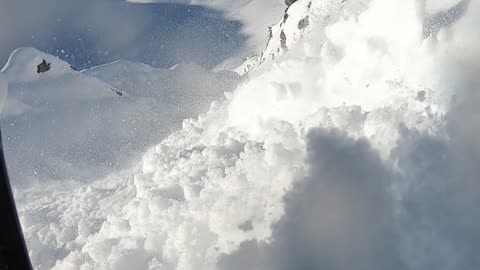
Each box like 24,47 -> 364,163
111,88 -> 123,96
280,30 -> 288,50
298,16 -> 310,30
37,59 -> 51,74
285,0 -> 297,7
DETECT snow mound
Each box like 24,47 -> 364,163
1,47 -> 75,83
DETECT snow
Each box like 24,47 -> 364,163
5,0 -> 480,270
1,48 -> 239,185
1,47 -> 75,83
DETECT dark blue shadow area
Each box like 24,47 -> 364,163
0,0 -> 247,69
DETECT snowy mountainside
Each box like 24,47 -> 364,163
235,0 -> 466,75
1,47 -> 239,185
10,0 -> 480,270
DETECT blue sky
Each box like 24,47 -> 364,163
0,1 -> 247,70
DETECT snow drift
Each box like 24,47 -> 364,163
6,0 -> 480,269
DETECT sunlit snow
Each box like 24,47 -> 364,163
1,0 -> 480,269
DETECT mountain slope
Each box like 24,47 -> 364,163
9,0 -> 480,270
235,0 -> 467,75
1,48 -> 239,185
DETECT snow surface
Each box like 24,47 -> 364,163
1,48 -> 239,185
1,47 -> 75,83
5,0 -> 480,269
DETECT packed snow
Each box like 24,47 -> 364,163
2,0 -> 480,269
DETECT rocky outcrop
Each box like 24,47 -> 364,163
285,0 -> 298,7
37,59 -> 51,74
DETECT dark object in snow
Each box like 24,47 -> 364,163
0,130 -> 33,270
267,26 -> 273,43
298,16 -> 310,30
70,65 -> 78,71
283,12 -> 289,23
111,88 -> 123,96
238,220 -> 254,232
285,0 -> 297,7
37,59 -> 51,74
417,90 -> 426,102
280,30 -> 288,50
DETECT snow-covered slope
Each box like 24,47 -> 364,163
1,48 -> 239,185
235,0 -> 468,75
85,60 -> 239,116
126,0 -> 284,51
9,0 -> 480,270
1,47 -> 77,83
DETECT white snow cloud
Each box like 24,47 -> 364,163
219,90 -> 480,270
219,2 -> 480,269
219,128 -> 404,270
